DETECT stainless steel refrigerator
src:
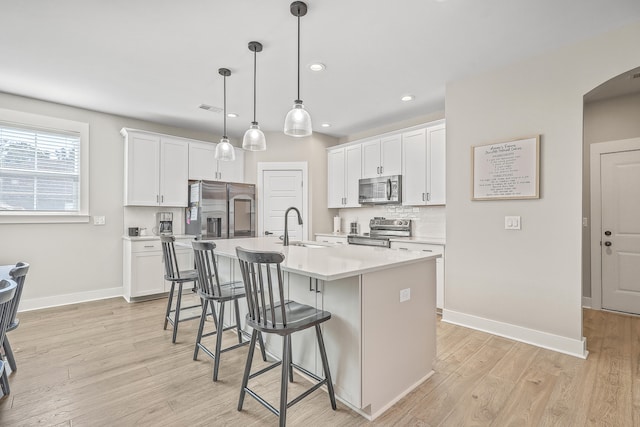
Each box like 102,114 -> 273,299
185,181 -> 256,240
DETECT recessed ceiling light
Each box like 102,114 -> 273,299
227,112 -> 238,118
309,63 -> 325,72
321,123 -> 331,128
401,95 -> 415,102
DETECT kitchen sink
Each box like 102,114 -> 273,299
274,240 -> 330,248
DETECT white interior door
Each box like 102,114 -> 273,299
601,149 -> 640,315
262,169 -> 304,240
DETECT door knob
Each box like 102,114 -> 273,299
604,241 -> 612,247
604,230 -> 612,236
264,231 -> 273,235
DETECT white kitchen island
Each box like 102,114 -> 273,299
204,236 -> 439,420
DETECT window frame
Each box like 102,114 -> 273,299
0,108 -> 89,224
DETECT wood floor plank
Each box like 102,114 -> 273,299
1,299 -> 639,426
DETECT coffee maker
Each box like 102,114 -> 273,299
156,212 -> 173,236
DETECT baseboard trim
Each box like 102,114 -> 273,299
582,296 -> 592,308
19,287 -> 123,312
442,309 -> 588,359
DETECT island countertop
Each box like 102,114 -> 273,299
196,236 -> 439,282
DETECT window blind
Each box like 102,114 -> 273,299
0,124 -> 81,212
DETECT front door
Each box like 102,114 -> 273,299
262,169 -> 304,241
601,149 -> 640,314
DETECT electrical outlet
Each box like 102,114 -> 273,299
93,216 -> 106,225
504,216 -> 521,230
400,288 -> 411,302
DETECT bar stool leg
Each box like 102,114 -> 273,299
257,331 -> 267,361
172,283 -> 184,343
164,282 -> 176,330
238,329 -> 258,411
279,334 -> 291,427
212,301 -> 226,382
4,338 -> 16,372
193,298 -> 207,360
233,299 -> 243,344
0,368 -> 9,396
315,325 -> 337,410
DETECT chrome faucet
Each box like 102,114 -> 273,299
283,206 -> 303,246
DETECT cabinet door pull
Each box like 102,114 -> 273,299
144,245 -> 154,248
422,249 -> 433,252
422,193 -> 425,201
426,192 -> 431,202
161,195 -> 164,203
380,166 -> 383,174
156,195 -> 159,203
398,247 -> 409,251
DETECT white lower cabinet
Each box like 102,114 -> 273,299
123,238 -> 194,301
390,241 -> 445,309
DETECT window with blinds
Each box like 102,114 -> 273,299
0,124 -> 81,212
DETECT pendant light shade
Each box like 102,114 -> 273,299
215,67 -> 236,161
242,41 -> 267,151
284,1 -> 312,138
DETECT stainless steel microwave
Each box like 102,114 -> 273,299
358,175 -> 402,204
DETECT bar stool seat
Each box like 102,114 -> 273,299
235,247 -> 336,427
160,236 -> 201,343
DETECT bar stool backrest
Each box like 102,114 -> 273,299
160,236 -> 181,280
192,241 -> 223,299
7,262 -> 29,328
0,279 -> 17,347
235,247 -> 287,328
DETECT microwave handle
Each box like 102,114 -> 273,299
386,178 -> 392,200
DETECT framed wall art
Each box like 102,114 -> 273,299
471,135 -> 540,200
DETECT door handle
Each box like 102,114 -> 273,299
604,230 -> 612,236
264,231 -> 273,235
604,241 -> 612,247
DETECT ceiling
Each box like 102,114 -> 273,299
2,1 -> 640,140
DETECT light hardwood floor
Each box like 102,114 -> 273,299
0,296 -> 638,426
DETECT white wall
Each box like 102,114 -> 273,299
444,21 -> 640,357
582,92 -> 640,298
243,131 -> 339,238
0,92 -> 221,309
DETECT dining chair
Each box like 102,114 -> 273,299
0,279 -> 18,397
160,236 -> 201,343
2,262 -> 29,373
235,247 -> 336,427
192,240 -> 265,382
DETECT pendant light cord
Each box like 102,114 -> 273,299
223,74 -> 227,138
297,13 -> 301,102
253,49 -> 257,123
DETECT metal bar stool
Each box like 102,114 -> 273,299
0,279 -> 18,397
192,241 -> 266,382
235,247 -> 336,427
160,236 -> 201,343
2,262 -> 29,373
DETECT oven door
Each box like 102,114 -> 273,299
347,235 -> 390,248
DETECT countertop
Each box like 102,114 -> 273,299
315,232 -> 446,246
194,236 -> 440,282
122,234 -> 195,241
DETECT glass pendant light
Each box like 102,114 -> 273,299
242,41 -> 267,151
214,67 -> 236,161
284,1 -> 312,137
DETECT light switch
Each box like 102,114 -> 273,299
93,216 -> 106,225
400,288 -> 411,302
505,216 -> 521,230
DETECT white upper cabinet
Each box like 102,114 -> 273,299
361,135 -> 402,178
402,123 -> 446,206
328,144 -> 362,208
122,129 -> 189,207
188,141 -> 244,183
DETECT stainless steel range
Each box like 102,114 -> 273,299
347,218 -> 411,248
